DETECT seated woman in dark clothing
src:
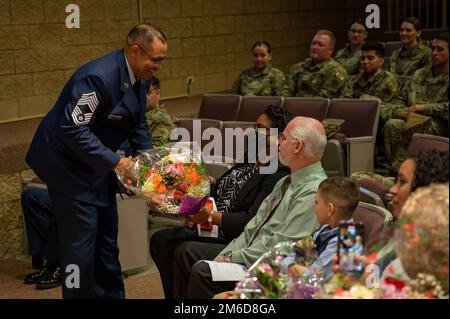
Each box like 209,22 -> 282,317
150,105 -> 292,299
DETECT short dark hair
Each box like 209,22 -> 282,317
252,41 -> 272,54
263,105 -> 293,132
318,177 -> 359,218
149,77 -> 160,90
348,19 -> 367,31
408,150 -> 449,191
126,24 -> 167,50
403,17 -> 422,31
361,42 -> 385,57
434,32 -> 449,45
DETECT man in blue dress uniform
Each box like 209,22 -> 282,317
25,24 -> 168,299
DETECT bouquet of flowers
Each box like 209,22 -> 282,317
230,240 -> 325,299
288,236 -> 325,299
116,142 -> 210,215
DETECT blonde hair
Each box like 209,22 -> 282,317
395,183 -> 449,290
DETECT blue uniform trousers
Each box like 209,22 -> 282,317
48,186 -> 125,299
21,188 -> 59,263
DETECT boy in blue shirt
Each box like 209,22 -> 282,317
282,176 -> 359,281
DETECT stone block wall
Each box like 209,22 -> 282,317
0,169 -> 36,259
0,0 -> 381,123
0,0 -> 139,122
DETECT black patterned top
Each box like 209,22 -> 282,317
213,163 -> 255,214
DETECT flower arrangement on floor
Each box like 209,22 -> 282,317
230,239 -> 325,299
116,142 -> 210,215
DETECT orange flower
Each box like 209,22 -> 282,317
424,291 -> 434,299
155,183 -> 167,193
408,235 -> 420,246
443,264 -> 448,275
335,287 -> 344,296
150,173 -> 163,185
386,264 -> 395,274
403,223 -> 415,233
187,171 -> 202,185
367,252 -> 378,264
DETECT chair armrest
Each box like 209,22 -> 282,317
344,136 -> 375,175
344,136 -> 373,144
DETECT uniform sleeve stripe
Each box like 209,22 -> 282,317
71,92 -> 99,126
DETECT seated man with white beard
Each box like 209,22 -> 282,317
172,117 -> 328,299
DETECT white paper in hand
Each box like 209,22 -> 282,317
205,260 -> 248,282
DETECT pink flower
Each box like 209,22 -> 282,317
384,277 -> 406,291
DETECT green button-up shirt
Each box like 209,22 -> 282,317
218,161 -> 327,267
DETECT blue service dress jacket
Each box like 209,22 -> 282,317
26,49 -> 152,206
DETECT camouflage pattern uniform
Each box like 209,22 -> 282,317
341,69 -> 399,103
388,41 -> 432,76
350,171 -> 395,189
230,64 -> 285,96
282,58 -> 348,98
146,103 -> 177,148
334,43 -> 362,76
383,65 -> 449,171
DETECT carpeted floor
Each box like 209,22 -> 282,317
0,258 -> 165,299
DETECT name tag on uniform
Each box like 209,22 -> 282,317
107,114 -> 122,121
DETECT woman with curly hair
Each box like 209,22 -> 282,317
334,150 -> 449,274
389,149 -> 449,220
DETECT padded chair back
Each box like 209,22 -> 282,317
283,97 -> 329,121
384,41 -> 403,56
198,94 -> 242,121
357,178 -> 390,208
359,187 -> 386,208
353,202 -> 393,252
407,133 -> 449,155
172,118 -> 222,151
326,99 -> 380,138
321,139 -> 346,177
237,96 -> 284,121
220,121 -> 256,163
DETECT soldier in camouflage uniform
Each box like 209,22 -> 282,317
388,17 -> 432,76
335,20 -> 368,76
350,171 -> 395,189
341,43 -> 399,104
282,30 -> 348,98
383,35 -> 449,172
145,77 -> 177,147
231,41 -> 285,96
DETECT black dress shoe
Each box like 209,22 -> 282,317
24,265 -> 51,284
36,267 -> 62,290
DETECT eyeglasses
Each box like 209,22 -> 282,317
350,29 -> 366,34
133,43 -> 165,65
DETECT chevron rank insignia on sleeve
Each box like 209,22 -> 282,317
71,92 -> 99,125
